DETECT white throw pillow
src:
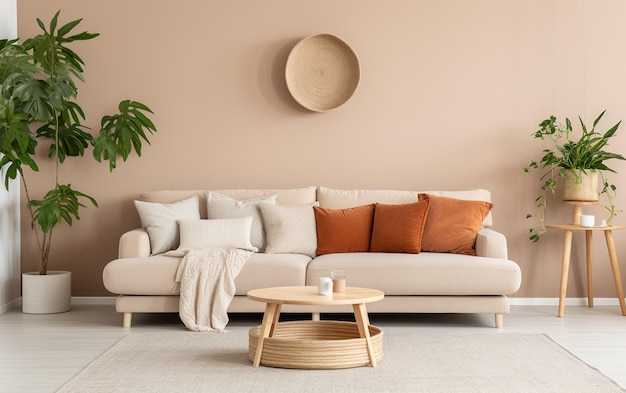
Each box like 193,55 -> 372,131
176,217 -> 258,252
134,196 -> 201,255
205,191 -> 276,251
259,202 -> 318,258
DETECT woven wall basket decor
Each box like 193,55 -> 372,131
285,33 -> 360,112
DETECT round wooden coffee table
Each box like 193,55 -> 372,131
247,286 -> 384,368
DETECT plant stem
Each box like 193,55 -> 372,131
20,174 -> 46,274
41,231 -> 52,275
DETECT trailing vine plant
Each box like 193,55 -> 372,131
523,111 -> 624,242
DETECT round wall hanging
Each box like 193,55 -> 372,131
285,33 -> 360,112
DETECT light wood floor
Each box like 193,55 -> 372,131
1,304 -> 625,392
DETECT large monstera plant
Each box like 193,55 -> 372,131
0,11 -> 157,275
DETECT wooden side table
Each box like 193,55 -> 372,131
546,201 -> 626,317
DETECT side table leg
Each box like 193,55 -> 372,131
585,230 -> 594,308
353,303 -> 376,367
558,230 -> 573,318
604,230 -> 626,316
253,303 -> 279,367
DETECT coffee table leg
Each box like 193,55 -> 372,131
353,303 -> 376,367
253,302 -> 280,367
269,304 -> 282,337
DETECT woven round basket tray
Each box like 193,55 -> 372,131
285,33 -> 360,112
248,320 -> 384,369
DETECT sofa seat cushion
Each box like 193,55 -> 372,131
234,253 -> 311,295
305,253 -> 521,296
103,253 -> 311,296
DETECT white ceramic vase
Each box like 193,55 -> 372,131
22,271 -> 71,314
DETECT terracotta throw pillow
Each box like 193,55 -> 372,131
313,204 -> 376,256
418,193 -> 493,256
370,201 -> 430,253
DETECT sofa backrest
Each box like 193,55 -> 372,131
139,187 -> 317,218
316,187 -> 493,227
138,186 -> 493,226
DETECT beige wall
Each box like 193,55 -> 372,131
17,0 -> 626,298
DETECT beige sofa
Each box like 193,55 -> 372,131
103,186 -> 521,328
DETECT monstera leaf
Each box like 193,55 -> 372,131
92,100 -> 156,171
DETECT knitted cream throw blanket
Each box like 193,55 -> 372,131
173,248 -> 252,332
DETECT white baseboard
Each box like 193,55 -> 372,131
0,298 -> 22,314
0,296 -> 117,313
3,296 -> 622,314
509,297 -> 622,306
71,296 -> 117,305
68,297 -> 624,307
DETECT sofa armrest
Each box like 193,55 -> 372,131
475,228 -> 508,259
118,228 -> 151,258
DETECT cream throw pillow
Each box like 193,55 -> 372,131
259,202 -> 318,258
134,196 -> 201,255
205,192 -> 276,252
176,217 -> 257,252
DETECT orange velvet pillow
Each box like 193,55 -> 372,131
370,200 -> 430,253
313,204 -> 376,256
418,194 -> 493,256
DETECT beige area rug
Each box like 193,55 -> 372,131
56,331 -> 624,393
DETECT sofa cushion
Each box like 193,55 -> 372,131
313,204 -> 376,256
103,254 -> 181,295
175,218 -> 257,252
259,202 -> 318,258
103,253 -> 312,296
305,252 -> 521,296
418,194 -> 493,256
134,196 -> 201,255
370,201 -> 430,253
234,253 -> 311,295
316,187 -> 493,227
205,192 -> 276,252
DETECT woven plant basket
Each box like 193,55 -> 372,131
248,320 -> 383,369
563,170 -> 599,202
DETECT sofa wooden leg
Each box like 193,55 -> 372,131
495,313 -> 503,328
312,312 -> 320,321
123,312 -> 132,328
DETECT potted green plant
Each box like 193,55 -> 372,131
523,111 -> 625,242
0,11 -> 157,313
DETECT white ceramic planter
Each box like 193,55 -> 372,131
22,271 -> 71,314
563,170 -> 599,202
